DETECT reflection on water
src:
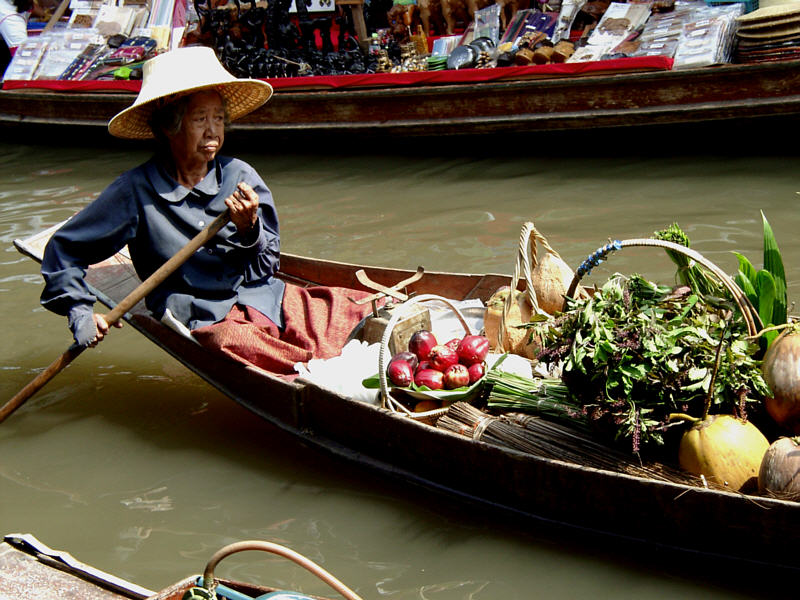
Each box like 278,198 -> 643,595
1,138 -> 799,598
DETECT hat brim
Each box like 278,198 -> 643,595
108,79 -> 273,140
738,2 -> 800,23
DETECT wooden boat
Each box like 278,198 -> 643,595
0,532 -> 362,600
12,223 -> 800,573
4,56 -> 800,138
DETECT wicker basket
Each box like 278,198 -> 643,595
494,222 -> 583,352
378,294 -> 475,423
563,237 -> 762,336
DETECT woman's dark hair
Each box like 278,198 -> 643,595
147,90 -> 230,147
14,0 -> 34,12
148,94 -> 193,147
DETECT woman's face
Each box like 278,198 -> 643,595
168,90 -> 226,167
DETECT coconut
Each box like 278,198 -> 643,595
676,414 -> 769,492
758,436 -> 800,500
532,249 -> 575,315
762,330 -> 800,433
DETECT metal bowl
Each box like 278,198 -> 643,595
447,45 -> 477,70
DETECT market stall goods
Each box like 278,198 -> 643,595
1,0 -> 768,84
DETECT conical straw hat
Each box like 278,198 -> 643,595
108,46 -> 273,139
738,1 -> 800,24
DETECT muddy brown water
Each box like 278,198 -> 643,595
1,133 -> 799,598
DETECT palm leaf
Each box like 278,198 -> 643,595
755,269 -> 775,327
762,211 -> 787,325
734,270 -> 759,310
732,251 -> 758,288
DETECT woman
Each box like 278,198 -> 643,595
40,46 -> 375,376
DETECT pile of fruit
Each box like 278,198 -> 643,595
387,330 -> 490,391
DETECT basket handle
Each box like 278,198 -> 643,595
497,223 -> 543,350
201,540 -> 363,600
497,222 -> 579,349
378,294 -> 473,420
563,238 -> 762,336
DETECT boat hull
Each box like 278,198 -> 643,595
3,60 -> 800,137
13,230 -> 800,571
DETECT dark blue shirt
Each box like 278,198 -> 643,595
40,155 -> 285,330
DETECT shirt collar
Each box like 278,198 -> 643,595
148,157 -> 221,203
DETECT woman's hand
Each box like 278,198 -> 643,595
225,181 -> 259,235
90,314 -> 123,347
69,310 -> 122,348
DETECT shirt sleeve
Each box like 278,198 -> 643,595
40,173 -> 140,316
0,10 -> 28,49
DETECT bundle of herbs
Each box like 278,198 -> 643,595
532,273 -> 770,453
653,223 -> 725,297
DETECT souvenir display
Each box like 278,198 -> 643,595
617,4 -> 695,57
34,29 -> 100,79
498,8 -> 559,46
551,0 -> 582,42
0,0 -> 781,82
472,2 -> 503,43
567,1 -> 652,62
3,38 -> 48,80
672,2 -> 743,68
446,42 -> 478,67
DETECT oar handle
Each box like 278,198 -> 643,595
0,210 -> 231,424
103,210 -> 230,326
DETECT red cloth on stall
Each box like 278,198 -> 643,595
191,282 -> 378,378
1,56 -> 674,91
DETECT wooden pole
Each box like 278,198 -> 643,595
335,0 -> 368,52
0,210 -> 231,424
42,0 -> 70,33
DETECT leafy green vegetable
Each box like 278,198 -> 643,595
534,274 -> 768,451
653,223 -> 724,297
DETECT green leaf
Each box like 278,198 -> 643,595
755,269 -> 775,327
734,270 -> 759,312
361,372 -> 481,399
668,294 -> 699,325
596,339 -> 616,362
687,366 -> 708,381
732,251 -> 758,286
762,211 -> 787,325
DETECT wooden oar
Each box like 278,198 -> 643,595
0,210 -> 231,424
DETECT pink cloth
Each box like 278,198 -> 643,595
192,282 -> 378,377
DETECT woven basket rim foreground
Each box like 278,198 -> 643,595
378,294 -> 475,422
563,237 -> 762,336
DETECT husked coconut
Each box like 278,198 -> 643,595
759,436 -> 800,500
531,240 -> 576,315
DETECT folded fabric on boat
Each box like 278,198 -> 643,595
191,282 -> 378,378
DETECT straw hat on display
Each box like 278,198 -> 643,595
108,45 -> 273,139
734,0 -> 800,61
737,0 -> 800,26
